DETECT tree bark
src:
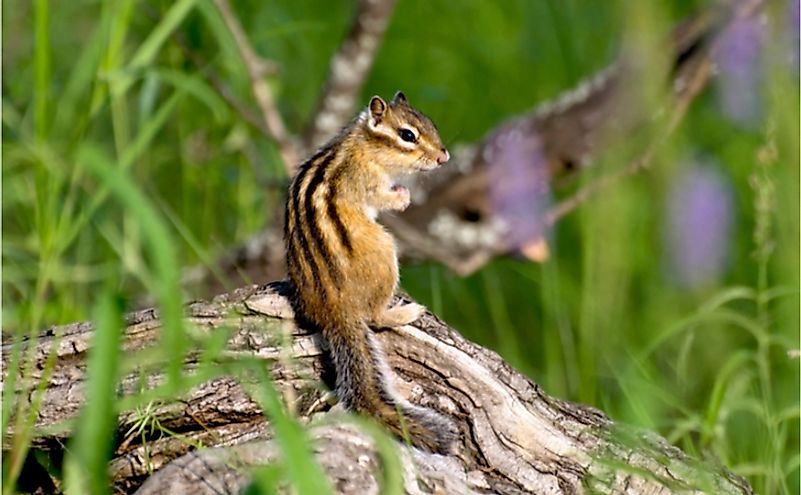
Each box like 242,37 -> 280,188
3,282 -> 753,494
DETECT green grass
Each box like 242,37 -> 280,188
2,0 -> 798,493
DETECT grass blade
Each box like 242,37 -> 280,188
111,0 -> 200,98
78,145 -> 186,387
34,0 -> 50,139
63,292 -> 125,495
244,363 -> 332,495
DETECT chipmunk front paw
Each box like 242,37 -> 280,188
387,184 -> 411,211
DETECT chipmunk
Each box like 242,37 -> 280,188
284,91 -> 457,453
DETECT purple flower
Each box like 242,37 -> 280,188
665,162 -> 735,288
484,123 -> 551,251
715,14 -> 765,127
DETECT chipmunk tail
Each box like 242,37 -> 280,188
324,322 -> 458,454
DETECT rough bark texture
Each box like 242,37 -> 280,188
3,282 -> 754,495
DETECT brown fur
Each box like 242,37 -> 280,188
284,92 -> 456,453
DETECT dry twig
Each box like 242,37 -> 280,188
213,0 -> 298,170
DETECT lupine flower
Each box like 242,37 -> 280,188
715,14 -> 764,127
484,123 -> 551,253
665,162 -> 735,288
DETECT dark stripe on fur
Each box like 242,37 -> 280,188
326,166 -> 354,255
289,160 -> 325,299
303,151 -> 343,285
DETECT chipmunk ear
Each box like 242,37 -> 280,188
391,91 -> 407,105
369,96 -> 387,124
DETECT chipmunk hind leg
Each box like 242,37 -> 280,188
372,302 -> 426,328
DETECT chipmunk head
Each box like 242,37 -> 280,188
362,91 -> 449,171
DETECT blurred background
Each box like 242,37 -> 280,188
2,0 -> 798,493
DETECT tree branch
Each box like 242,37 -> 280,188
544,0 -> 764,227
302,0 -> 399,150
181,1 -> 765,294
544,55 -> 714,228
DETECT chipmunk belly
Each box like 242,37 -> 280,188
332,204 -> 397,317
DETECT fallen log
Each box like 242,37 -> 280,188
3,282 -> 754,494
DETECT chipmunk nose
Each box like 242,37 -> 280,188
437,148 -> 450,165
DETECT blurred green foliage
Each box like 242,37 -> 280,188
2,0 -> 798,493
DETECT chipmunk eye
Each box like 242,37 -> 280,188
398,128 -> 417,143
